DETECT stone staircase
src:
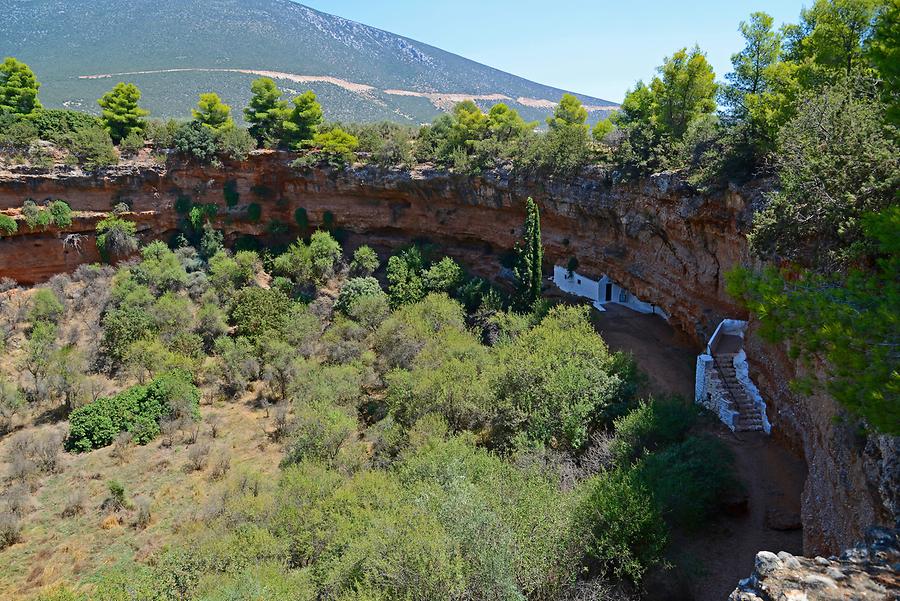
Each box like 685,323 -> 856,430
713,352 -> 764,432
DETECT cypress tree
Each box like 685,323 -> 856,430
515,197 -> 543,309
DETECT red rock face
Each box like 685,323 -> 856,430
0,152 -> 756,344
1,152 -> 895,555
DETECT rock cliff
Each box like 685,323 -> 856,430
0,151 -> 896,556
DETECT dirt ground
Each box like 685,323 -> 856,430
592,304 -> 806,601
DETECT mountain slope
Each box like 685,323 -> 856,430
0,0 -> 618,124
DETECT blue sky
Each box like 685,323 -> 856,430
299,0 -> 808,102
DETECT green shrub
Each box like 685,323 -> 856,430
215,126 -> 255,161
349,245 -> 379,276
95,215 -> 138,262
65,370 -> 199,452
28,288 -> 64,323
173,121 -> 219,163
492,305 -> 621,451
636,436 -> 739,529
47,200 -> 72,228
576,469 -> 667,582
67,125 -> 117,168
22,199 -> 51,229
175,194 -> 192,214
28,109 -> 103,144
610,397 -> 697,465
0,214 -> 18,237
229,286 -> 296,339
119,129 -> 145,156
335,277 -> 386,314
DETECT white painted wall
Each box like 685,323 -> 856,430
551,266 -> 669,318
696,318 -> 771,434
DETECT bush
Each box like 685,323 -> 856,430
610,398 -> 697,465
215,126 -> 255,160
95,215 -> 138,262
28,288 -> 64,323
29,109 -> 102,144
65,370 -> 199,452
576,470 -> 667,582
636,436 -> 738,529
0,511 -> 22,550
173,121 -> 219,163
335,277 -> 385,314
22,199 -> 50,229
67,125 -> 117,168
0,214 -> 17,237
119,129 -> 145,156
492,305 -> 622,451
47,200 -> 72,228
350,245 -> 379,276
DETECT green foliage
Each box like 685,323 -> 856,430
728,209 -> 900,434
548,93 -> 588,130
350,245 -> 379,276
610,398 -> 697,464
272,231 -> 342,285
229,286 -> 297,340
28,288 -> 64,324
132,241 -> 189,293
244,77 -> 288,145
119,129 -> 145,156
95,215 -> 138,262
28,109 -> 102,144
310,127 -> 359,166
576,469 -> 667,581
867,0 -> 900,125
214,125 -> 255,161
0,214 -> 17,237
65,370 -> 199,452
748,78 -> 899,270
651,46 -> 718,139
335,277 -> 386,314
513,197 -> 542,309
97,82 -> 149,143
67,125 -> 117,168
22,199 -> 51,230
173,121 -> 218,163
281,90 -> 323,149
281,402 -> 358,466
386,248 -> 426,307
636,436 -> 738,529
47,200 -> 72,228
422,256 -> 463,294
493,305 -> 621,451
193,92 -> 233,131
0,57 -> 41,116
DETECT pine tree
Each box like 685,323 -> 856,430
514,197 -> 543,309
281,91 -> 323,149
0,57 -> 41,116
97,82 -> 149,143
244,77 -> 288,146
193,92 -> 233,131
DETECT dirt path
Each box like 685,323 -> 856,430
591,304 -> 806,600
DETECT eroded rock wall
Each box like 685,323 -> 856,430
0,152 -> 755,343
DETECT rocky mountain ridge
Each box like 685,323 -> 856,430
0,0 -> 618,124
